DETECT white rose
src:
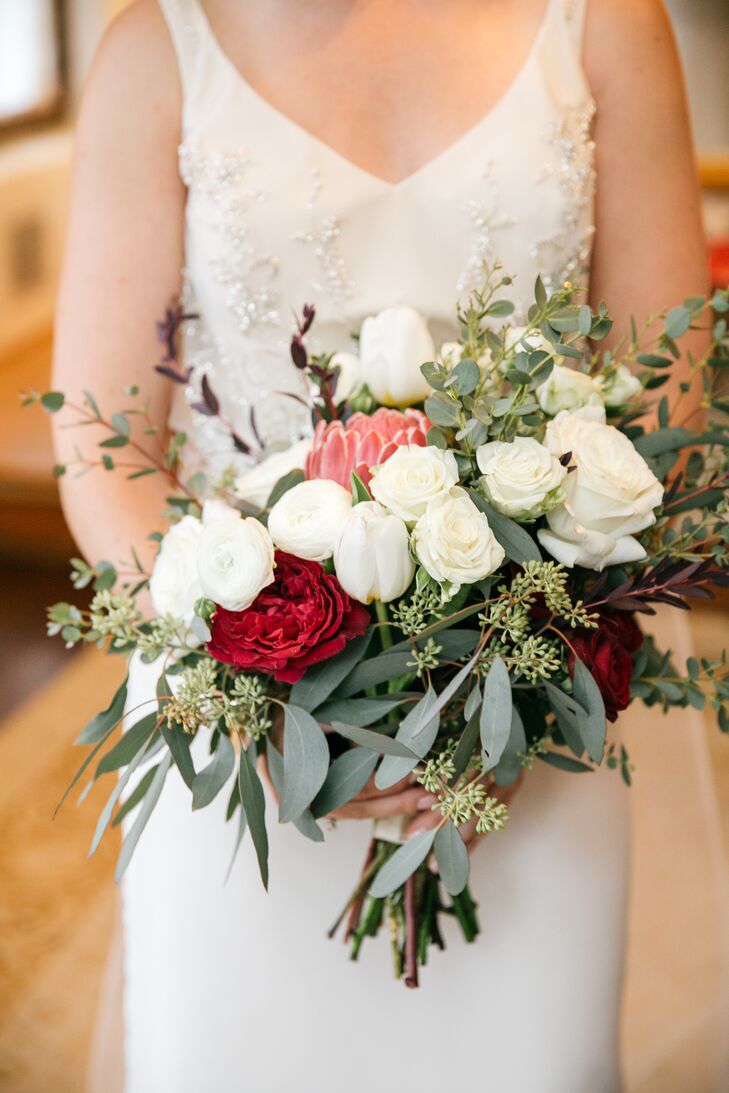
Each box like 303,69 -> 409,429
413,487 -> 505,595
267,479 -> 352,561
233,439 -> 312,509
149,515 -> 204,622
331,351 -> 363,403
599,364 -> 642,407
535,364 -> 603,416
360,305 -> 435,406
369,444 -> 459,524
476,436 -> 567,521
537,411 -> 664,570
333,501 -> 415,603
197,512 -> 275,611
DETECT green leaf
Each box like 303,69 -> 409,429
99,434 -> 129,449
448,358 -> 480,396
115,753 -> 173,882
369,829 -> 437,898
480,657 -> 512,771
539,752 -> 593,774
665,306 -> 691,339
578,305 -> 592,337
434,820 -> 470,895
494,707 -> 527,787
544,682 -> 587,757
485,299 -> 514,318
111,411 -> 131,436
279,704 -> 330,823
424,392 -> 460,427
160,721 -> 196,789
266,739 -> 324,842
76,676 -> 129,744
191,732 -> 234,810
41,391 -> 65,413
127,467 -> 157,481
467,490 -> 542,564
314,694 -> 414,727
95,712 -> 158,777
89,730 -> 157,856
290,629 -> 373,712
237,747 -> 269,889
450,708 -> 481,783
264,468 -> 306,509
632,427 -> 695,458
636,353 -> 674,369
112,765 -> 159,827
82,389 -> 101,418
572,660 -> 606,764
375,686 -> 441,789
350,470 -> 373,503
331,722 -> 418,758
225,804 -> 248,882
311,747 -> 378,818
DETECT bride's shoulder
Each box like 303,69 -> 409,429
584,0 -> 683,102
77,1 -> 181,154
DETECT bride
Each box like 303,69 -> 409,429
53,1 -> 715,1090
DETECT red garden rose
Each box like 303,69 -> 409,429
570,611 -> 643,722
207,551 -> 370,683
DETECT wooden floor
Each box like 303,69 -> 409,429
0,610 -> 727,1093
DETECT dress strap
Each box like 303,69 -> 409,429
563,0 -> 589,60
156,0 -> 218,126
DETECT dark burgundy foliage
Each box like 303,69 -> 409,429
207,552 -> 370,684
586,556 -> 729,615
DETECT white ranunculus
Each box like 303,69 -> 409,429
476,436 -> 567,521
333,501 -> 414,603
413,487 -> 505,595
535,364 -> 604,416
360,305 -> 435,406
149,515 -> 204,622
369,444 -> 459,524
599,364 -> 642,407
536,411 -> 664,570
331,350 -> 363,403
197,512 -> 275,611
233,439 -> 313,509
267,479 -> 352,561
201,498 -> 241,524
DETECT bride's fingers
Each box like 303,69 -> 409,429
329,786 -> 437,821
354,770 -> 418,801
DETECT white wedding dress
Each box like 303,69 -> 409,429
119,1 -> 630,1089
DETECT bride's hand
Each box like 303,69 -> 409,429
258,751 -> 438,821
402,771 -> 525,862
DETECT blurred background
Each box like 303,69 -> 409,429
0,2 -> 727,1091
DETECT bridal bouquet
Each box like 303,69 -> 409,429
28,268 -> 729,987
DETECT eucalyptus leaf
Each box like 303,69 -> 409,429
331,722 -> 418,758
112,765 -> 159,827
572,660 -> 606,764
279,704 -> 330,823
311,747 -> 378,817
480,657 -> 512,771
238,746 -> 269,889
115,753 -> 173,882
450,708 -> 481,783
95,712 -> 158,777
192,732 -> 235,810
290,629 -> 373,711
494,707 -> 527,787
265,468 -> 305,508
434,821 -> 470,895
539,752 -> 593,774
314,694 -> 415,727
369,829 -> 437,898
375,686 -> 441,789
89,731 -> 157,857
160,721 -> 196,789
544,682 -> 587,757
424,392 -> 460,427
467,490 -> 542,564
76,675 -> 129,743
267,739 -> 324,842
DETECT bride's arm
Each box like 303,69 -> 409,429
52,1 -> 185,577
586,0 -> 710,418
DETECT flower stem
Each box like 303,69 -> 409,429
375,600 -> 393,650
404,873 -> 419,988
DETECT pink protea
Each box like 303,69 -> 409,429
305,408 -> 430,490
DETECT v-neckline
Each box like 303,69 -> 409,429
191,0 -> 553,190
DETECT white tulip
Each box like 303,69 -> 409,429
476,436 -> 567,521
369,444 -> 459,524
413,487 -> 505,595
331,351 -> 363,403
149,515 -> 204,623
334,501 -> 414,603
197,513 -> 275,611
537,411 -> 664,570
599,364 -> 642,407
535,364 -> 603,416
360,305 -> 435,406
267,479 -> 352,561
233,439 -> 313,509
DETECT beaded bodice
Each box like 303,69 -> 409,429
158,0 -> 596,474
